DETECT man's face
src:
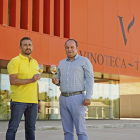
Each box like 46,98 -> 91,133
65,40 -> 78,59
20,40 -> 33,55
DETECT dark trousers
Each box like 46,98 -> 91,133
6,101 -> 38,140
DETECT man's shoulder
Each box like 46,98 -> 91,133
59,58 -> 67,63
7,55 -> 20,69
12,55 -> 20,60
78,55 -> 89,61
77,55 -> 92,66
32,58 -> 38,64
9,55 -> 20,64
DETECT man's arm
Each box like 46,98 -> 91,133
83,58 -> 94,106
37,83 -> 41,111
9,74 -> 41,85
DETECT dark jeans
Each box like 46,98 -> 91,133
6,101 -> 38,140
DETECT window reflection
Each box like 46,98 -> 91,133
0,69 -> 11,120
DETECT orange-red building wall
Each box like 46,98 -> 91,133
0,0 -> 140,77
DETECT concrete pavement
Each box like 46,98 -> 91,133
0,118 -> 140,140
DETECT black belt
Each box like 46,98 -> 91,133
61,91 -> 83,97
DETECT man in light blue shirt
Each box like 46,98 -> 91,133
52,39 -> 94,140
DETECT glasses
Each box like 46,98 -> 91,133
36,64 -> 43,80
50,65 -> 57,76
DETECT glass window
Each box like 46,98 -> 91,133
0,69 -> 11,120
87,78 -> 120,119
37,73 -> 61,120
0,67 -> 120,120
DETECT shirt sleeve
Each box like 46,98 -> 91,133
83,58 -> 94,100
56,63 -> 61,86
7,58 -> 19,75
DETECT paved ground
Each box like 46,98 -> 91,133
1,118 -> 140,140
1,128 -> 140,140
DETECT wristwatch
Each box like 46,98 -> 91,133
38,99 -> 40,102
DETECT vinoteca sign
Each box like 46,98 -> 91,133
79,50 -> 140,70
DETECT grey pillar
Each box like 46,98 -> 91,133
109,80 -> 114,119
50,88 -> 56,119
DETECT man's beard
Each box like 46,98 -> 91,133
25,52 -> 32,55
23,49 -> 32,55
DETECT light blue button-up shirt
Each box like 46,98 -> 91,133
57,54 -> 94,100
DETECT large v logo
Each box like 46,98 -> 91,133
118,16 -> 135,45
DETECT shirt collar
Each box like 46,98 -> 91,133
19,53 -> 32,60
66,53 -> 79,61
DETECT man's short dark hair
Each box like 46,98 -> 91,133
65,39 -> 78,47
20,37 -> 32,46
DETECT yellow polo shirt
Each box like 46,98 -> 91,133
7,53 -> 38,103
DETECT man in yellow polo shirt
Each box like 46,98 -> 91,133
6,37 -> 41,140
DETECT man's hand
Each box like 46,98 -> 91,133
52,77 -> 59,85
38,101 -> 41,111
83,99 -> 91,106
31,74 -> 41,82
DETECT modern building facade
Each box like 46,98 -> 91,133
0,0 -> 140,120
